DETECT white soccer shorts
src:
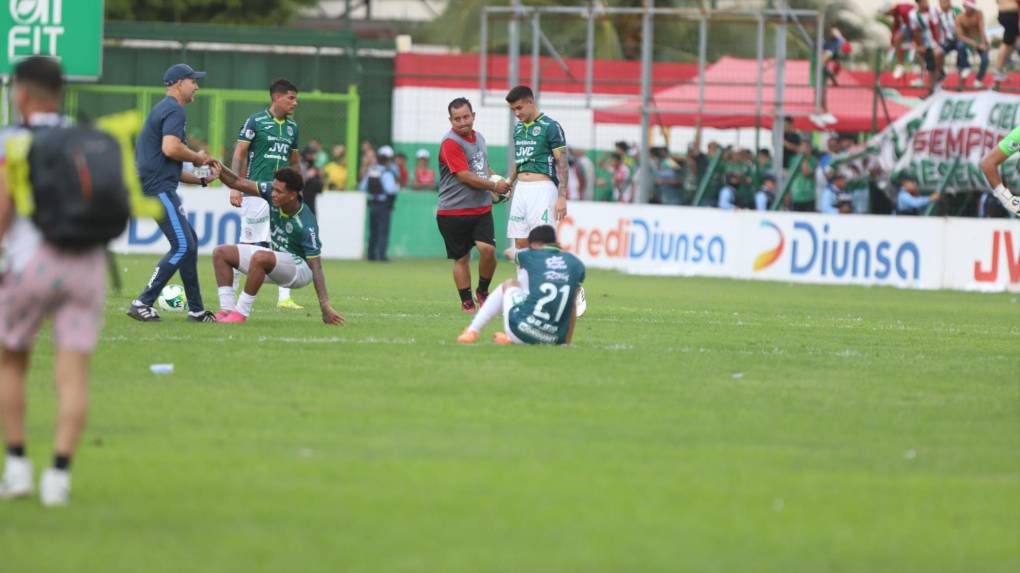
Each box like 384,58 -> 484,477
240,195 -> 271,245
237,244 -> 313,289
507,179 -> 558,239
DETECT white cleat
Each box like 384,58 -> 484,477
575,286 -> 588,318
0,456 -> 34,500
39,468 -> 70,507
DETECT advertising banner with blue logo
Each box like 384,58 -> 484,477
556,202 -> 1020,292
109,186 -> 366,260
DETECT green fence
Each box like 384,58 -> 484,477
64,84 -> 360,188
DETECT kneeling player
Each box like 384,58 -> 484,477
457,225 -> 585,345
213,165 -> 344,325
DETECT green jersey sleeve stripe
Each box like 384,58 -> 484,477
998,126 -> 1020,158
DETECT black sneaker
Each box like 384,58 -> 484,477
126,300 -> 161,322
187,310 -> 217,323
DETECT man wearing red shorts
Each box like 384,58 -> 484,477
0,57 -> 104,507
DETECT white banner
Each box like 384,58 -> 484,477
870,91 -> 1020,192
943,219 -> 1020,292
555,202 -> 1020,292
110,186 -> 366,260
556,202 -> 739,277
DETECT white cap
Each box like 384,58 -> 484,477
378,145 -> 394,158
416,149 -> 430,160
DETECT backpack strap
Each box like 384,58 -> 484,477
95,111 -> 162,219
3,133 -> 35,216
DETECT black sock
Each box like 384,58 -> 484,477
6,444 -> 25,457
53,454 -> 71,471
477,276 -> 492,295
458,288 -> 473,304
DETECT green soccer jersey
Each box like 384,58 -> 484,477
513,113 -> 567,185
238,110 -> 300,181
256,182 -> 321,261
998,126 -> 1020,158
509,246 -> 586,345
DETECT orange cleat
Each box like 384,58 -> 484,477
493,332 -> 513,345
457,328 -> 479,344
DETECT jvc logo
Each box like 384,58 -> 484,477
270,142 -> 290,153
7,0 -> 64,61
974,230 -> 1020,284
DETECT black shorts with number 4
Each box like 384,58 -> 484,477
437,213 -> 495,260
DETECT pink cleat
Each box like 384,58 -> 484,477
218,310 -> 248,324
214,310 -> 232,321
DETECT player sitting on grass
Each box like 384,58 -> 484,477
458,225 -> 585,346
212,164 -> 344,325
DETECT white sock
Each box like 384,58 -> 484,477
232,269 -> 240,292
278,287 -> 291,302
236,292 -> 257,317
218,286 -> 236,311
468,285 -> 504,333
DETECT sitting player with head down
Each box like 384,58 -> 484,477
458,225 -> 585,345
212,164 -> 344,325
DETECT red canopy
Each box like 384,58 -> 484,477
593,57 -> 912,132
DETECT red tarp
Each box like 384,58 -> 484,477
593,57 -> 913,132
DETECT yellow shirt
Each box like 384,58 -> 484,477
323,161 -> 348,190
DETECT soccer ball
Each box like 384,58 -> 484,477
489,174 -> 511,205
157,284 -> 187,312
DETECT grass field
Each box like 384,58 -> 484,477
1,255 -> 1018,572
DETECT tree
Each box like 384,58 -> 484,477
106,0 -> 319,25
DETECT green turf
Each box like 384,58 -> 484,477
2,255 -> 1018,572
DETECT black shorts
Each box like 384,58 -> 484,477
437,213 -> 495,260
1000,11 -> 1019,46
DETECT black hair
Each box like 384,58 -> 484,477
274,168 -> 305,194
14,56 -> 63,98
758,148 -> 771,157
448,97 -> 474,116
270,78 -> 298,96
528,225 -> 557,245
505,85 -> 534,104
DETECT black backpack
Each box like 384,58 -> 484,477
26,124 -> 130,249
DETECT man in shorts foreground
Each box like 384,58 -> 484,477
0,57 -> 103,506
213,165 -> 345,325
457,226 -> 584,346
437,97 -> 510,312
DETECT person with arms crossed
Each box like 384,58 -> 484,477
231,79 -> 303,310
457,226 -> 584,346
127,64 -> 219,323
212,166 -> 344,325
0,57 -> 115,505
980,125 -> 1020,215
437,98 -> 511,312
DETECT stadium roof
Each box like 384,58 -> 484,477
593,57 -> 913,132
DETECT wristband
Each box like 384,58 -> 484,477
200,177 -> 208,187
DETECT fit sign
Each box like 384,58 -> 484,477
2,0 -> 103,79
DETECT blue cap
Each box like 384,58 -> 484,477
163,64 -> 206,86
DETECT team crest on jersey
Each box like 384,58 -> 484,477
286,222 -> 294,234
532,126 -> 541,136
287,126 -> 294,136
244,129 -> 255,139
471,152 -> 486,174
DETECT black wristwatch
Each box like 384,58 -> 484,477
200,177 -> 208,187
